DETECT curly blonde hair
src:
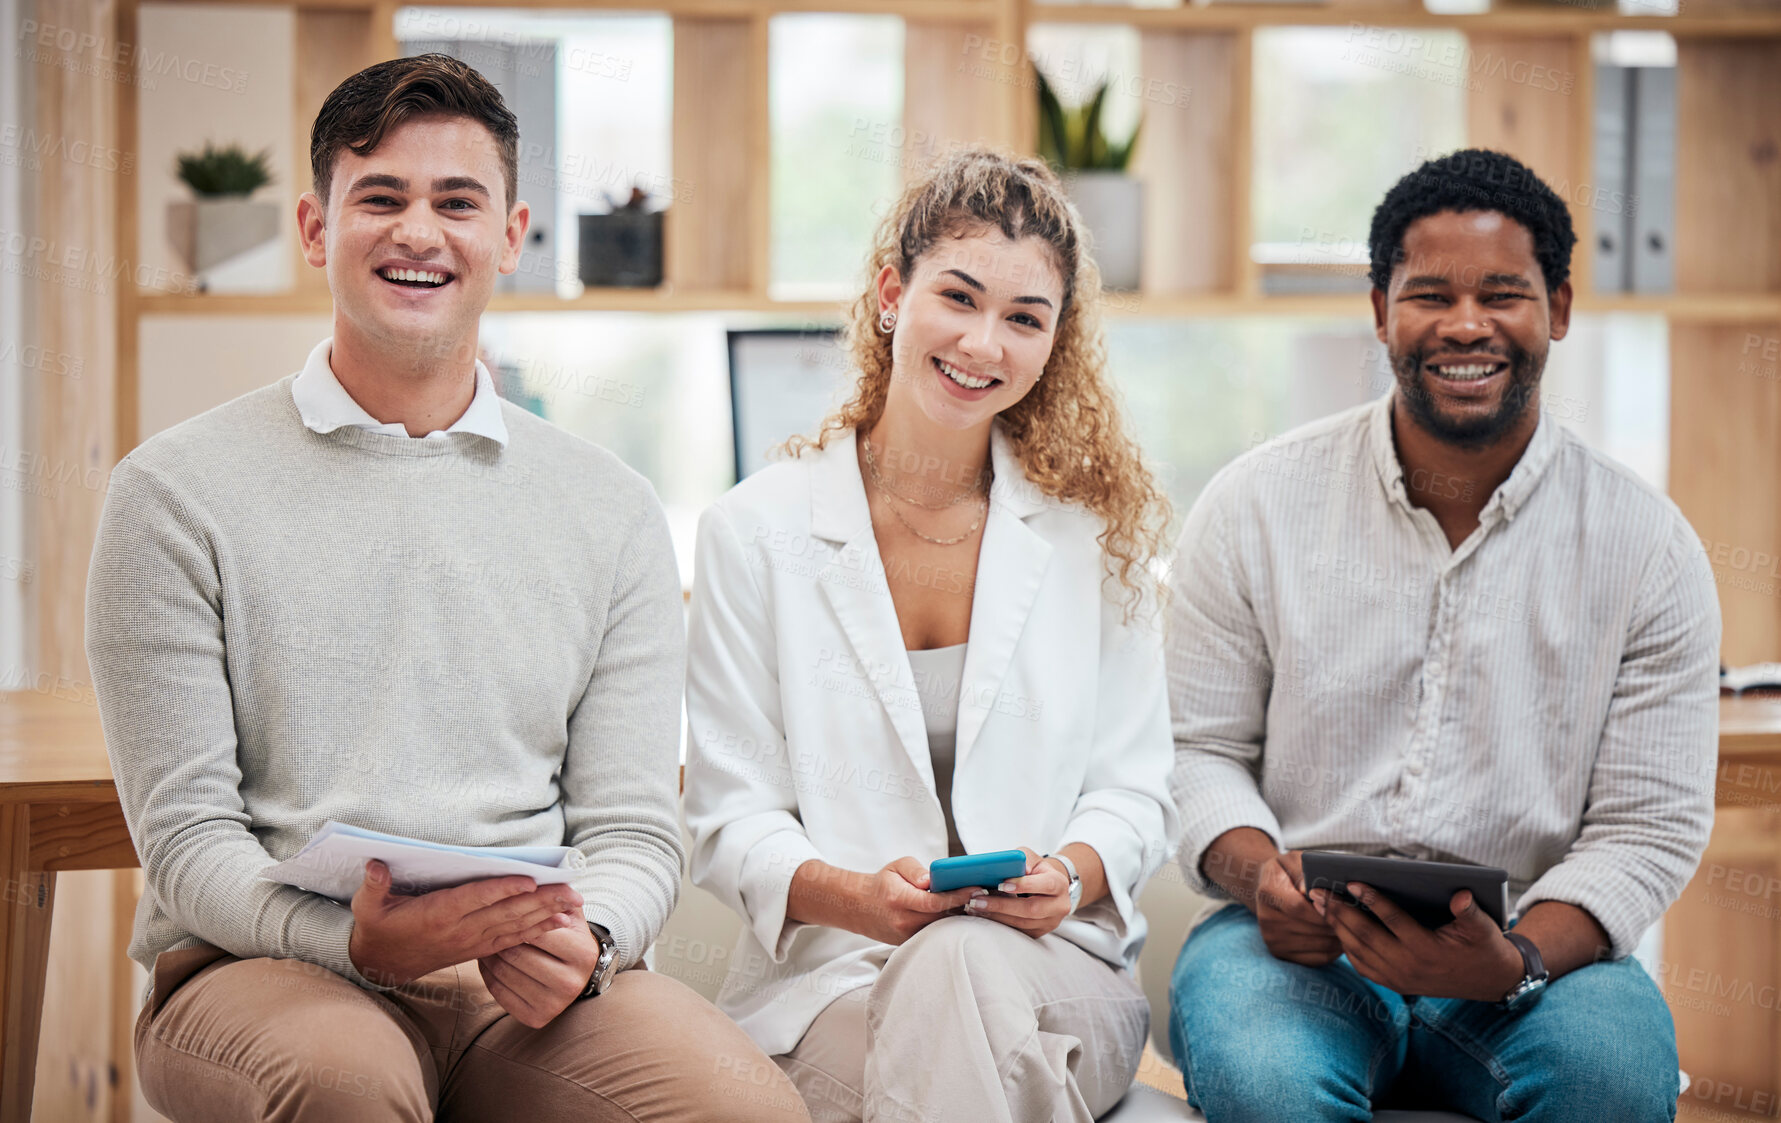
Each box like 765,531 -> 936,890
783,148 -> 1170,614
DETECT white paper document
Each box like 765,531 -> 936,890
262,820 -> 586,903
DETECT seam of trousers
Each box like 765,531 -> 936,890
1362,1020 -> 1399,1105
779,1051 -> 863,1096
143,1024 -> 275,1117
779,1053 -> 865,1110
462,1041 -> 646,1123
1408,1003 -> 1519,1119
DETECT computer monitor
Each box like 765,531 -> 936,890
726,327 -> 849,481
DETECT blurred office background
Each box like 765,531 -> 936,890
3,0 -> 1778,1118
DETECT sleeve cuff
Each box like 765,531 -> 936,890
738,829 -> 825,962
1061,808 -> 1159,931
292,897 -> 396,993
1174,795 -> 1283,898
1516,860 -> 1664,959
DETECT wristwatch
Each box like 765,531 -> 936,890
1042,852 -> 1082,914
580,922 -> 618,999
1499,931 -> 1549,1011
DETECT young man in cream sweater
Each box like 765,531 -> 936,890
87,54 -> 806,1123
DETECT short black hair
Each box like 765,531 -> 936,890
1367,148 -> 1576,293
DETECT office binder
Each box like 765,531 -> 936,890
1592,63 -> 1631,293
1629,66 -> 1676,294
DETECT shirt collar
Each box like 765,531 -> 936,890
1368,389 -> 1559,523
291,337 -> 509,447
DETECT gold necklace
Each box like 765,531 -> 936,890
862,433 -> 988,510
861,434 -> 990,547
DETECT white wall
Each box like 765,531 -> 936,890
0,0 -> 29,674
138,316 -> 331,439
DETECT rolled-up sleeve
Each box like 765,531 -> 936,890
1167,474 -> 1283,896
683,504 -> 820,962
1517,518 -> 1721,957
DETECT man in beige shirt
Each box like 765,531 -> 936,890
1166,149 -> 1718,1122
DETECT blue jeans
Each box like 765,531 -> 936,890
1168,904 -> 1679,1123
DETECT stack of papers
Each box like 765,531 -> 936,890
262,820 -> 585,903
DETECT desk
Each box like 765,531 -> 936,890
1667,696 -> 1781,1118
0,693 -> 135,1123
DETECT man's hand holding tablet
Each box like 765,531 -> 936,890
1302,851 -> 1526,1001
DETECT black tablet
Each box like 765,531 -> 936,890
1300,851 -> 1510,931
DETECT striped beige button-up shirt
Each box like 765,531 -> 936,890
1166,392 -> 1721,956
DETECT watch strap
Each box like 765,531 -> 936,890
581,922 -> 617,999
1042,852 -> 1082,912
1504,931 -> 1548,982
1500,931 -> 1549,1009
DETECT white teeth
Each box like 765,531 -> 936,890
1433,363 -> 1497,381
382,267 -> 447,286
937,359 -> 994,390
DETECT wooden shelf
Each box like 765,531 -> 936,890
133,287 -> 1781,321
133,288 -> 845,318
1031,3 -> 1781,35
156,0 -> 995,16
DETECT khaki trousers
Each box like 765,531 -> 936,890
134,942 -> 811,1122
773,916 -> 1150,1123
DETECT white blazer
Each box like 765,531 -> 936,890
683,424 -> 1180,1055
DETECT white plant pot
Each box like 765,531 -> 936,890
166,197 -> 280,275
1064,171 -> 1143,292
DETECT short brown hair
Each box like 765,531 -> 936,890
310,54 -> 519,211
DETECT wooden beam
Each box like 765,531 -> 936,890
1676,39 -> 1781,293
1464,34 -> 1579,191
293,8 -> 377,299
1668,322 -> 1781,666
903,20 -> 1001,179
1135,31 -> 1238,295
668,17 -> 761,294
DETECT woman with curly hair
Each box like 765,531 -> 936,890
683,148 -> 1179,1122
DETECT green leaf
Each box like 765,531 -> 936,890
1107,115 -> 1143,172
1034,74 -> 1141,171
1036,68 -> 1068,171
1080,82 -> 1111,168
175,142 -> 274,197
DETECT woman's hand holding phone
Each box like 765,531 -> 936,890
961,847 -> 1073,939
856,857 -> 984,944
787,857 -> 980,945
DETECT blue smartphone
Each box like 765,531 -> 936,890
928,849 -> 1028,893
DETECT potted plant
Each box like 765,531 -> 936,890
578,186 -> 665,289
166,142 -> 279,283
1038,71 -> 1143,291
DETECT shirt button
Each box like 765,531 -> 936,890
1407,759 -> 1424,775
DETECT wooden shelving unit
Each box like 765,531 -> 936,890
85,1 -> 1781,1118
116,0 -> 1781,649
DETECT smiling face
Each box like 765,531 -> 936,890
877,228 -> 1065,434
297,113 -> 527,360
1372,209 -> 1571,450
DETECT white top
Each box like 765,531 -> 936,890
290,337 -> 509,447
1166,391 -> 1721,957
683,422 -> 1178,1055
907,642 -> 968,858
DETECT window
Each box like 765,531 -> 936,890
768,14 -> 904,302
1251,27 -> 1466,267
